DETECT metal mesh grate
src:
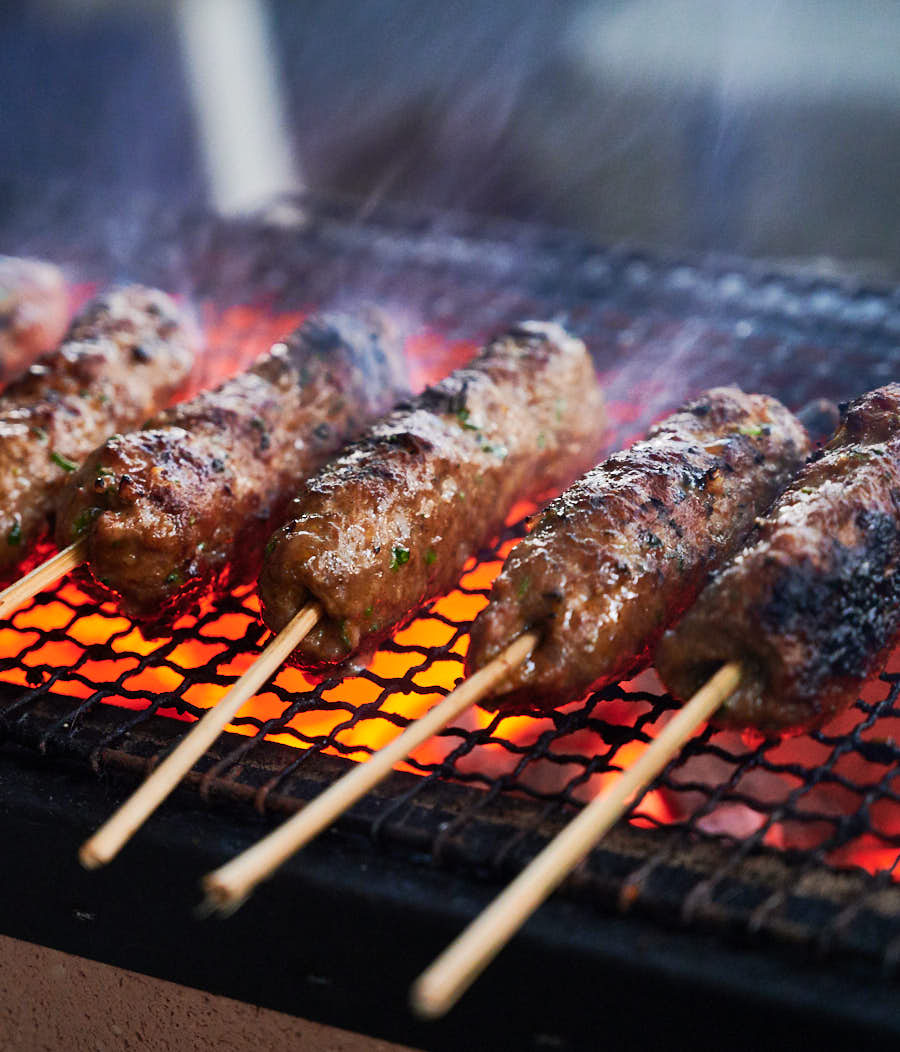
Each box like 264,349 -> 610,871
4,193 -> 900,970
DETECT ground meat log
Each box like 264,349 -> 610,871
0,258 -> 69,387
260,321 -> 606,671
0,287 -> 197,584
656,383 -> 900,736
467,387 -> 810,712
55,312 -> 408,620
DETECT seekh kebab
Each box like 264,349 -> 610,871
56,311 -> 408,621
466,387 -> 810,711
0,257 -> 69,386
0,287 -> 197,585
259,320 -> 607,669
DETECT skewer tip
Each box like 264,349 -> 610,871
408,975 -> 453,1020
199,875 -> 247,917
78,839 -> 108,871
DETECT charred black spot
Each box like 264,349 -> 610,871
760,509 -> 900,688
417,377 -> 471,418
380,430 -> 434,456
680,463 -> 708,490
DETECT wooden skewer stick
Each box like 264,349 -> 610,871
79,601 -> 322,870
201,630 -> 539,913
410,660 -> 742,1019
0,540 -> 87,621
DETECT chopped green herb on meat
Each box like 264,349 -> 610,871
456,408 -> 479,431
50,450 -> 78,472
390,546 -> 411,570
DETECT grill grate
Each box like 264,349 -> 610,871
4,193 -> 900,973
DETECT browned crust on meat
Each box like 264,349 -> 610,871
656,383 -> 900,736
0,258 -> 69,386
259,321 -> 606,670
54,312 -> 408,621
0,287 -> 196,583
467,387 -> 810,712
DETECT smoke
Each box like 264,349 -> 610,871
2,1 -> 899,276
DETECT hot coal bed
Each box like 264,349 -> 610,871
3,194 -> 900,1050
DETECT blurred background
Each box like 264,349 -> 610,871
2,0 -> 899,275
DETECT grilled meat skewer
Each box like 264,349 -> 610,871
0,287 -> 197,585
466,387 -> 811,711
0,257 -> 69,386
259,321 -> 606,670
657,382 -> 900,736
55,312 -> 408,621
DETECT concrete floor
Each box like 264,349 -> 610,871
0,934 -> 418,1052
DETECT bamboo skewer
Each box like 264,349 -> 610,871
410,660 -> 742,1019
201,630 -> 540,913
79,600 -> 322,870
0,540 -> 87,620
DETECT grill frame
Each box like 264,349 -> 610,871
4,193 -> 900,1041
3,738 -> 900,1051
8,673 -> 900,976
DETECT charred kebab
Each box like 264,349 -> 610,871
55,311 -> 409,621
466,387 -> 811,711
258,320 -> 607,668
0,287 -> 197,585
0,257 -> 69,386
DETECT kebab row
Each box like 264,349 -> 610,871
1,274 -> 898,1017
193,384 -> 809,907
76,319 -> 607,865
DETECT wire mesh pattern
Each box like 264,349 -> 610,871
4,194 -> 900,967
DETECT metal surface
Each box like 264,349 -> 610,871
3,193 -> 900,1004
